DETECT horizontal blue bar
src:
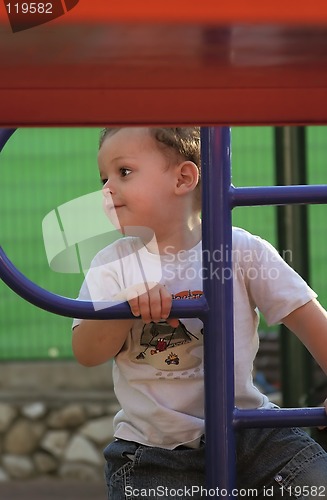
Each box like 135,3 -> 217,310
231,185 -> 327,207
0,246 -> 209,319
234,407 -> 327,429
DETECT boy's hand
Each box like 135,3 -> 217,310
114,282 -> 179,327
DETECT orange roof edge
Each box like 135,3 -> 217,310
2,0 -> 327,25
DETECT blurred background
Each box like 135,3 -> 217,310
1,126 -> 326,360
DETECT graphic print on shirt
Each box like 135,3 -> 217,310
134,290 -> 203,373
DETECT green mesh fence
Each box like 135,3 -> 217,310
0,127 -> 326,360
0,128 -> 100,359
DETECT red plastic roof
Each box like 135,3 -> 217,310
1,2 -> 327,125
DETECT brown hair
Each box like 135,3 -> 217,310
100,127 -> 200,174
99,127 -> 201,208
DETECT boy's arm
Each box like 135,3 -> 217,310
281,298 -> 327,375
72,319 -> 134,367
72,282 -> 178,367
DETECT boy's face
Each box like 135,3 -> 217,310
98,128 -> 179,233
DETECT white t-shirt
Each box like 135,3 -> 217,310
72,227 -> 316,449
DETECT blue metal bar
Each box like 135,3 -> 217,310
201,127 -> 236,495
234,407 -> 327,429
231,184 -> 327,207
0,128 -> 16,152
0,246 -> 208,319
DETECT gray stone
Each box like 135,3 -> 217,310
80,416 -> 114,445
0,403 -> 18,432
59,463 -> 103,482
0,467 -> 9,482
85,403 -> 105,418
4,419 -> 44,454
2,455 -> 34,479
22,402 -> 47,420
106,401 -> 121,415
41,430 -> 70,458
34,451 -> 58,473
47,404 -> 86,429
65,435 -> 102,465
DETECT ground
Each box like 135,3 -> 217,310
0,479 -> 106,500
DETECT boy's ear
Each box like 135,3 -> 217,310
175,161 -> 199,195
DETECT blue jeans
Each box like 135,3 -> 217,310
104,427 -> 327,499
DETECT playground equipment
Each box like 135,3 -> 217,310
1,3 -> 327,496
2,125 -> 327,494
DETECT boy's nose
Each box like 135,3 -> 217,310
103,178 -> 115,194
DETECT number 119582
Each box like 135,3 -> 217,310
6,3 -> 53,14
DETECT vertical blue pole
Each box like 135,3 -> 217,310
201,127 -> 236,495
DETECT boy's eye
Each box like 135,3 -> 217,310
120,168 -> 132,177
101,178 -> 108,186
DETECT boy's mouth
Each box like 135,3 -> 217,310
102,189 -> 124,210
104,201 -> 124,210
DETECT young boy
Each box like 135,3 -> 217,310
72,127 -> 327,499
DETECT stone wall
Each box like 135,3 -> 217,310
0,361 -> 119,482
2,343 -> 323,483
